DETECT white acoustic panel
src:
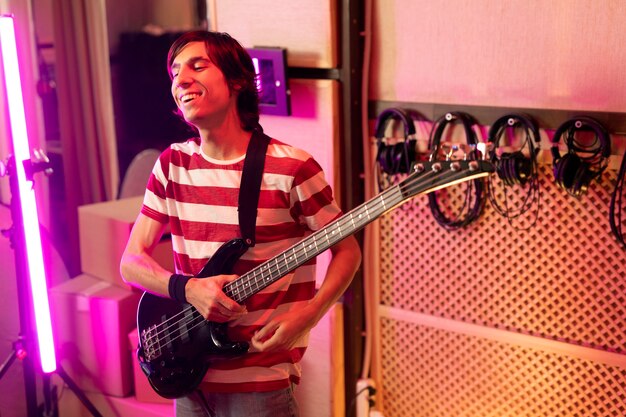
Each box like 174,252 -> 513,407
371,0 -> 626,113
260,79 -> 341,287
296,303 -> 345,417
213,0 -> 338,68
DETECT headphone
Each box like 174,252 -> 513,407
487,113 -> 542,229
551,116 -> 611,197
374,107 -> 417,175
488,113 -> 541,186
427,111 -> 486,230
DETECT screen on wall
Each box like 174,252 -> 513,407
247,47 -> 291,116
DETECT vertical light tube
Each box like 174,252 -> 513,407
0,14 -> 56,373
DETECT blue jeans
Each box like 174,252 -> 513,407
175,386 -> 299,417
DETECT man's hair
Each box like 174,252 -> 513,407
167,31 -> 260,132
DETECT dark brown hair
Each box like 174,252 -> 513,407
167,31 -> 260,131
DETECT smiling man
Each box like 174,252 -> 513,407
120,31 -> 361,417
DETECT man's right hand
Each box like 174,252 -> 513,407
185,274 -> 247,322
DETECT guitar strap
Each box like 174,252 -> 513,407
238,128 -> 270,247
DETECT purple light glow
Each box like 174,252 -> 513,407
252,57 -> 262,93
0,14 -> 56,373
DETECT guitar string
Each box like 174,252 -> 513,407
143,167 -> 475,352
144,166 -> 482,353
222,172 -> 418,299
143,167 -> 471,352
224,163 -> 484,301
143,174 -> 409,352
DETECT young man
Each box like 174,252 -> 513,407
120,31 -> 361,417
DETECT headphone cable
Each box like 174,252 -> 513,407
609,151 -> 626,248
427,112 -> 486,230
487,120 -> 541,230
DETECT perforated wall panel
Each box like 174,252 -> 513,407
380,317 -> 626,417
378,165 -> 626,416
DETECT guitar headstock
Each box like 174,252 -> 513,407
411,159 -> 495,175
399,159 -> 495,200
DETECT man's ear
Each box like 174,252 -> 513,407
228,83 -> 243,100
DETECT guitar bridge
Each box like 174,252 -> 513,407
141,325 -> 161,361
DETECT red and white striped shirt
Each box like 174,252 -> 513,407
141,136 -> 342,392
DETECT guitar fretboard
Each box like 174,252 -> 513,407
221,160 -> 492,304
223,184 -> 404,303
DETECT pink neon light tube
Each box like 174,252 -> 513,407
0,14 -> 56,373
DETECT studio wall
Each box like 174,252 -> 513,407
371,0 -> 626,113
368,1 -> 626,416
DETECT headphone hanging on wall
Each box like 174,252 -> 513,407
427,111 -> 486,230
487,113 -> 541,229
374,107 -> 417,176
488,113 -> 541,186
551,116 -> 611,198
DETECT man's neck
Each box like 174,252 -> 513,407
199,124 -> 251,160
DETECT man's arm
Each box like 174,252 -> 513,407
120,213 -> 172,295
120,213 -> 246,322
251,234 -> 362,351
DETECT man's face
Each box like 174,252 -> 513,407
170,41 -> 235,126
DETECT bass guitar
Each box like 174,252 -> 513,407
136,159 -> 495,398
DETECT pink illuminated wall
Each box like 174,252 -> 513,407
371,0 -> 626,113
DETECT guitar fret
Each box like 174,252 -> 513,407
273,258 -> 283,277
288,248 -> 296,268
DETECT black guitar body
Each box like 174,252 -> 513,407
136,238 -> 251,399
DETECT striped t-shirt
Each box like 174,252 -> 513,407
141,135 -> 342,392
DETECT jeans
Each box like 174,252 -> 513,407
175,386 -> 300,417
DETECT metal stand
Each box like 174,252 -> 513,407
0,153 -> 102,417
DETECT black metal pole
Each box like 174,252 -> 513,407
338,1 -> 366,416
3,154 -> 102,417
6,155 -> 40,417
55,365 -> 104,417
0,342 -> 17,379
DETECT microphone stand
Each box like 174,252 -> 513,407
0,152 -> 102,417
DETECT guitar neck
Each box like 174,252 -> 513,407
223,184 -> 403,303
223,159 -> 494,304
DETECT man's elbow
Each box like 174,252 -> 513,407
119,251 -> 137,285
344,236 -> 362,273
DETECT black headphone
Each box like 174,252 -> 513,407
487,113 -> 542,229
551,116 -> 611,197
427,111 -> 486,230
488,113 -> 541,186
374,108 -> 417,175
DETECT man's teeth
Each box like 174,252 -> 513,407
181,93 -> 200,102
